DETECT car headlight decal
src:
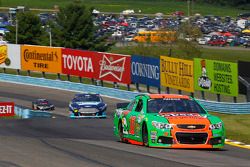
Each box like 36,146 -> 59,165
209,122 -> 222,130
152,121 -> 172,129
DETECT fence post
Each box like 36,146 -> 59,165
147,85 -> 150,93
91,78 -> 95,85
114,82 -> 119,89
166,87 -> 170,94
158,87 -> 161,94
178,90 -> 182,95
201,91 -> 205,100
79,76 -> 82,83
67,74 -> 70,81
57,73 -> 61,80
3,68 -> 6,73
101,80 -> 104,86
136,83 -> 140,92
190,92 -> 194,97
27,70 -> 30,76
233,96 -> 237,103
127,84 -> 130,91
17,69 -> 20,75
216,94 -> 221,102
42,71 -> 45,78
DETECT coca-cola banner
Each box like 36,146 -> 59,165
62,48 -> 96,78
94,52 -> 131,84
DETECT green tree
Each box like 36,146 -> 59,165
52,3 -> 110,51
5,12 -> 46,45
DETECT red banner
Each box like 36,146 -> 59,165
62,48 -> 97,78
94,52 -> 131,84
0,102 -> 15,117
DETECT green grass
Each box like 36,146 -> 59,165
210,112 -> 250,144
110,45 -> 250,62
0,0 -> 248,17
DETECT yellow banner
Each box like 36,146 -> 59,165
160,56 -> 194,92
21,45 -> 62,73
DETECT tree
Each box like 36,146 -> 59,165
51,3 -> 110,51
5,12 -> 46,45
174,21 -> 202,59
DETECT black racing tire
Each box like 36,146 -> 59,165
142,124 -> 149,147
118,121 -> 124,142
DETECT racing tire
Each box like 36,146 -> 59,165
118,121 -> 124,142
142,124 -> 149,147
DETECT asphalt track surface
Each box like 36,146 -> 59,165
0,82 -> 250,167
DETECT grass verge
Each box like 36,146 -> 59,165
0,0 -> 248,17
210,112 -> 250,144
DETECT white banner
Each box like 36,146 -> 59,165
0,44 -> 21,69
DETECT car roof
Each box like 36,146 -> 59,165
36,99 -> 47,101
75,93 -> 99,96
148,94 -> 190,99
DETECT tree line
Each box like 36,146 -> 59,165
203,0 -> 249,8
5,3 -> 111,52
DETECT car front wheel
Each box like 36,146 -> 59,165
142,124 -> 149,147
118,121 -> 124,142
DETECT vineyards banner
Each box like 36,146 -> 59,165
160,56 -> 194,92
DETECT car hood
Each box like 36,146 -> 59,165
159,113 -> 210,124
71,102 -> 103,108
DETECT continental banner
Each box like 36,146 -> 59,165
0,44 -> 21,69
160,56 -> 194,92
194,58 -> 238,96
21,45 -> 62,73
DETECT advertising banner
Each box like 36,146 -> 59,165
131,55 -> 160,87
62,48 -> 97,78
0,102 -> 15,117
0,44 -> 21,69
160,56 -> 194,92
21,45 -> 62,73
94,52 -> 131,84
194,58 -> 238,96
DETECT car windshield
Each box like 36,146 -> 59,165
147,98 -> 206,114
37,99 -> 49,104
74,94 -> 101,102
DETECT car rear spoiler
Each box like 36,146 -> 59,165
116,102 -> 129,109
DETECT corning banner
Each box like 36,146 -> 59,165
21,45 -> 62,73
194,58 -> 238,96
62,48 -> 96,78
0,102 -> 15,117
0,44 -> 21,69
131,55 -> 160,87
160,56 -> 194,92
94,52 -> 131,84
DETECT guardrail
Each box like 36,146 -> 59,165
14,105 -> 52,118
1,73 -> 250,114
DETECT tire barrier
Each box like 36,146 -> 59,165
1,73 -> 250,114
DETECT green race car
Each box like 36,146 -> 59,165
113,94 -> 225,149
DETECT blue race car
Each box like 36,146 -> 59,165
69,93 -> 107,118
